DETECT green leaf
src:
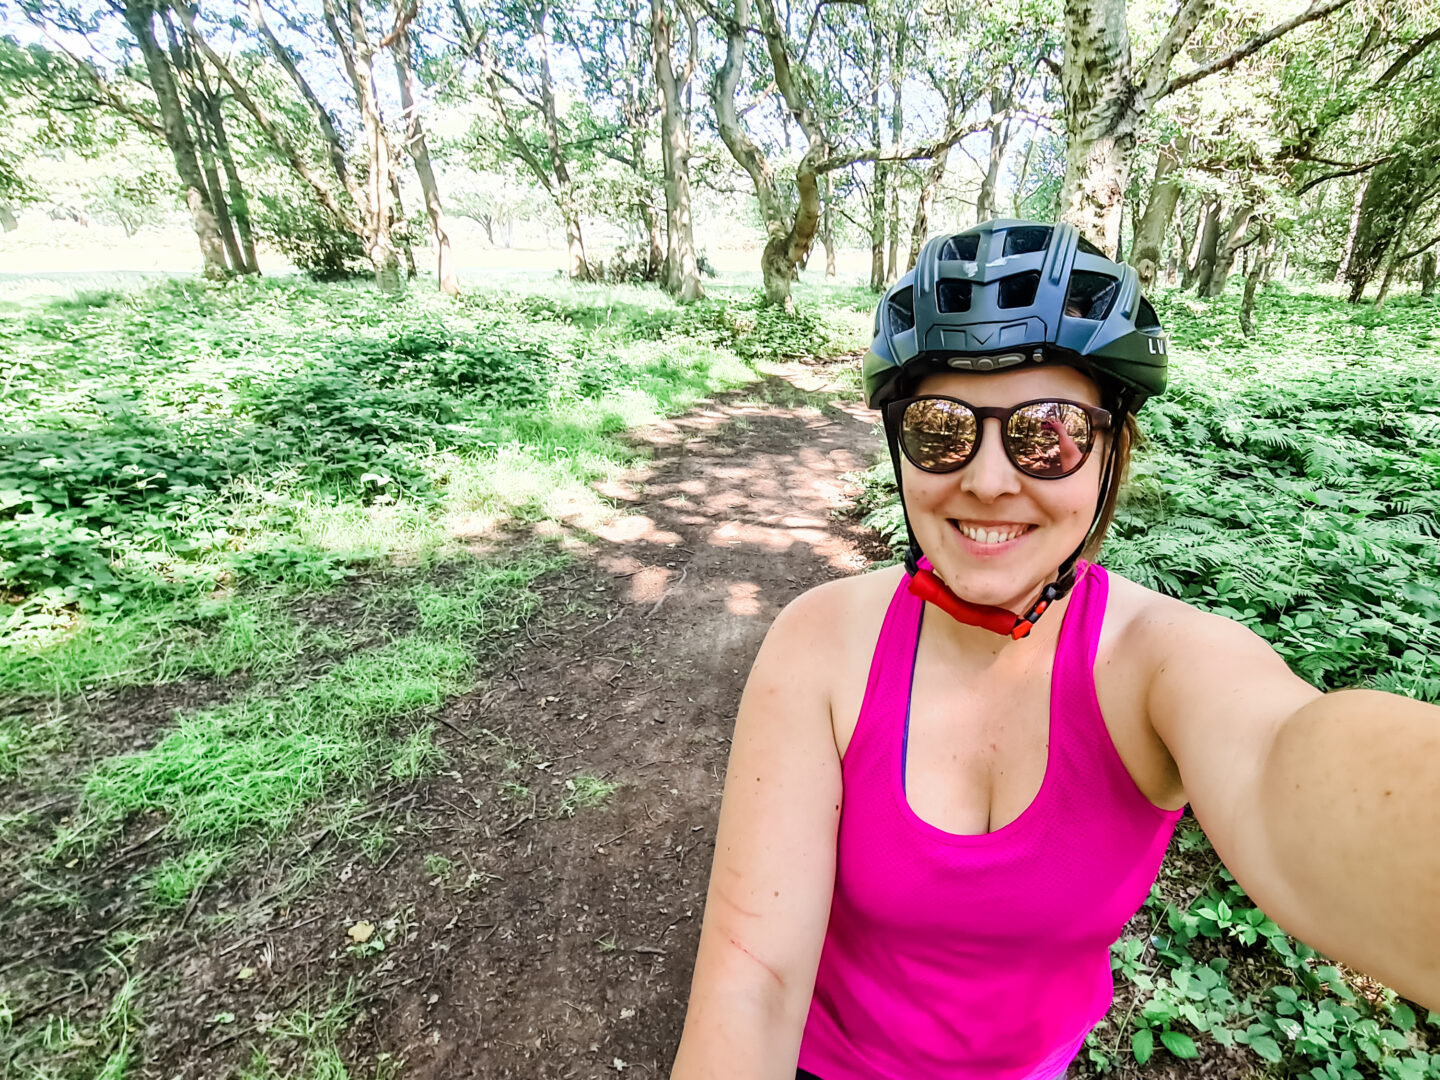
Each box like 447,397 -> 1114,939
1160,1030 -> 1199,1059
1132,1027 -> 1155,1065
1250,1035 -> 1283,1063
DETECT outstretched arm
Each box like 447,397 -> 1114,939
671,587 -> 845,1079
1142,601 -> 1440,1009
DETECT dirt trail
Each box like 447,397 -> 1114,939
148,363 -> 886,1079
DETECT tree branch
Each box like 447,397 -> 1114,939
798,0 -> 864,64
1163,0 -> 1358,99
1400,233 -> 1440,261
477,28 -> 555,194
816,117 -> 991,174
1295,154 -> 1395,196
1373,26 -> 1440,91
1136,0 -> 1214,106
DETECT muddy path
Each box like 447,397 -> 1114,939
142,363 -> 887,1079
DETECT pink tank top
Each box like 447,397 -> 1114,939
797,563 -> 1181,1080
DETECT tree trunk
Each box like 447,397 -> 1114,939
869,28 -> 886,292
161,11 -> 244,273
391,173 -> 417,279
870,167 -> 887,290
651,0 -> 702,301
886,27 -> 905,283
1422,251 -> 1437,297
1203,203 -> 1255,297
822,171 -> 836,280
323,0 -> 400,291
912,84 -> 960,269
121,0 -> 228,279
1058,0 -> 1137,256
1240,224 -> 1272,337
908,150 -> 951,270
1129,134 -> 1187,291
533,0 -> 592,281
198,67 -> 258,273
193,107 -> 242,272
1191,202 -> 1223,293
1336,175 -> 1370,283
976,87 -> 1008,224
1012,132 -> 1035,217
1372,206 -> 1417,306
709,0 -> 804,308
390,4 -> 459,295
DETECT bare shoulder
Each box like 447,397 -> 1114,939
765,563 -> 903,641
1101,569 -> 1317,761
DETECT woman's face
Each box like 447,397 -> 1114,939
899,365 -> 1107,613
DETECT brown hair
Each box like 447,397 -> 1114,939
1082,411 -> 1139,561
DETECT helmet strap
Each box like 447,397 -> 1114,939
894,394 -> 1130,641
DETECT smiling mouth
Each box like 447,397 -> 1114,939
953,522 -> 1037,545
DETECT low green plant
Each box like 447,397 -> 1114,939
147,846 -> 229,908
557,774 -> 619,817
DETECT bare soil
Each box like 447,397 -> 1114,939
124,365 -> 887,1078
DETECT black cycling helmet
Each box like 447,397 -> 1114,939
866,219 -> 1169,640
863,219 -> 1168,412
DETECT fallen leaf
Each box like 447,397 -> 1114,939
348,921 -> 375,944
236,967 -> 255,981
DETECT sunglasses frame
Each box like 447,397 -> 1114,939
886,395 -> 1113,479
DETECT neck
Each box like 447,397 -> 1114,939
910,564 -> 1068,650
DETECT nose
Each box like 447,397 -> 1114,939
958,417 -> 1023,500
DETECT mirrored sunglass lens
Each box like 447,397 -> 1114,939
1006,402 -> 1092,477
901,399 -> 977,471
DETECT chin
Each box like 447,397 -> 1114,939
923,524 -> 1081,611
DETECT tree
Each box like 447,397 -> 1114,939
469,0 -> 597,281
389,0 -> 460,294
1059,0 -> 1355,256
321,0 -> 403,292
1128,132 -> 1187,290
651,0 -> 703,300
708,0 -> 974,307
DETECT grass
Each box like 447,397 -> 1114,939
64,555 -> 553,858
557,774 -> 620,817
233,987 -> 392,1080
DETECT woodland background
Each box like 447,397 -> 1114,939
3,0 -> 1440,1077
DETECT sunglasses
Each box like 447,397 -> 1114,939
886,396 -> 1112,479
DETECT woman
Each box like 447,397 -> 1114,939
670,220 -> 1440,1079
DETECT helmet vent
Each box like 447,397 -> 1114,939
1003,226 -> 1051,257
1065,271 -> 1119,319
936,280 -> 972,313
1075,236 -> 1106,257
938,233 -> 979,261
997,271 -> 1041,309
1137,297 -> 1162,331
887,286 -> 915,334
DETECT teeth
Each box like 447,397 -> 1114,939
958,523 -> 1030,545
